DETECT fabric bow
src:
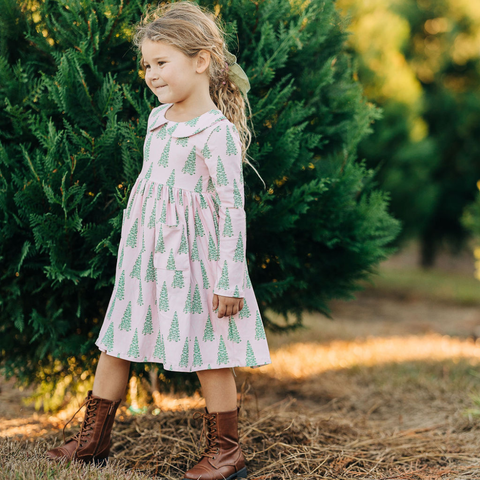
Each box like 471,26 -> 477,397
224,50 -> 251,95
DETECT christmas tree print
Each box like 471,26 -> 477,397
186,115 -> 201,127
208,233 -> 219,261
166,169 -> 175,187
193,336 -> 203,367
245,340 -> 257,367
216,156 -> 228,186
158,123 -> 167,141
200,260 -> 210,289
144,162 -> 153,181
217,335 -> 229,365
119,301 -> 132,332
176,137 -> 188,147
227,317 -> 241,343
158,281 -> 169,312
191,237 -> 200,262
206,176 -> 215,193
255,311 -> 266,340
191,284 -> 204,314
212,211 -> 219,237
159,200 -> 167,224
172,270 -> 185,289
194,176 -> 203,193
240,163 -> 244,185
225,126 -> 238,156
179,337 -> 189,368
202,142 -> 212,159
178,226 -> 188,255
147,201 -> 157,229
145,253 -> 155,282
115,271 -> 126,300
137,278 -> 144,306
246,269 -> 252,288
168,186 -> 175,204
183,285 -> 192,314
203,314 -> 215,342
118,247 -> 124,270
222,209 -> 233,237
101,322 -> 114,352
167,311 -> 181,342
182,146 -> 197,175
166,248 -> 177,270
194,209 -> 205,237
127,328 -> 140,359
142,306 -> 154,335
126,218 -> 139,248
167,123 -> 179,135
233,285 -> 240,298
233,233 -> 244,262
158,136 -> 172,167
143,131 -> 153,162
185,206 -> 190,237
155,224 -> 166,254
199,193 -> 208,209
233,179 -> 242,208
239,297 -> 251,319
146,181 -> 154,198
106,296 -> 116,319
141,199 -> 148,226
130,250 -> 142,280
217,260 -> 230,291
153,331 -> 165,361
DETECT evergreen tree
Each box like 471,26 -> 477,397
0,0 -> 400,404
179,337 -> 189,368
101,322 -> 114,352
167,311 -> 181,342
127,328 -> 140,359
119,301 -> 133,332
217,335 -> 229,365
193,336 -> 203,367
227,317 -> 241,343
142,306 -> 154,335
203,314 -> 215,342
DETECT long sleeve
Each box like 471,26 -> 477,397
202,121 -> 246,298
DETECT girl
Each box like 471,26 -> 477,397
46,2 -> 272,479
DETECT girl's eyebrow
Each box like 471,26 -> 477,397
144,57 -> 169,62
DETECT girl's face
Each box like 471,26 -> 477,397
141,39 -> 208,103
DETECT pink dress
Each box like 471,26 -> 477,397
95,103 -> 272,372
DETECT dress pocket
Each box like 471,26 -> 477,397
154,221 -> 189,271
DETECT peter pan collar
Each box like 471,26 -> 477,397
148,103 -> 227,138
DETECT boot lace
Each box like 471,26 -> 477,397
61,395 -> 99,452
193,411 -> 220,458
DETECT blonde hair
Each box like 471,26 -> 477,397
132,0 -> 265,188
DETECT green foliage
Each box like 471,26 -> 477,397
338,0 -> 480,264
0,0 -> 400,409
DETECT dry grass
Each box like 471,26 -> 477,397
4,259 -> 480,479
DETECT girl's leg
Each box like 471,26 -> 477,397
92,351 -> 131,401
196,367 -> 237,411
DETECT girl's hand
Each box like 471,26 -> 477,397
213,294 -> 244,318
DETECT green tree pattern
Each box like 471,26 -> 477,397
217,334 -> 229,365
127,328 -> 140,358
101,322 -> 114,352
119,301 -> 132,332
167,311 -> 181,342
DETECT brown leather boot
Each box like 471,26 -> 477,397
183,405 -> 248,480
46,389 -> 122,467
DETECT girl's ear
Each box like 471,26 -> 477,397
196,49 -> 212,74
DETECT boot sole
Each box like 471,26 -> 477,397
183,466 -> 248,480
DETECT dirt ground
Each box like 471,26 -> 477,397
3,244 -> 480,478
